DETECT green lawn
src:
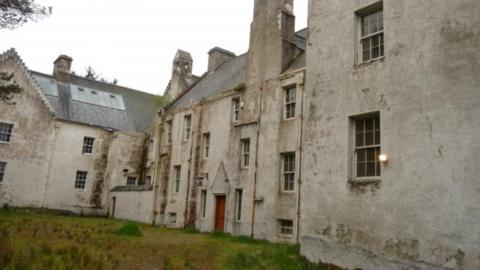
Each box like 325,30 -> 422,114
0,207 -> 326,270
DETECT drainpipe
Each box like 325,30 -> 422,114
250,82 -> 264,238
42,119 -> 58,209
151,114 -> 165,225
296,72 -> 306,243
184,106 -> 201,228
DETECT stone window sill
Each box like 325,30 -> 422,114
354,56 -> 385,69
349,177 -> 381,185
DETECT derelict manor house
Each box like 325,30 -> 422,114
1,0 -> 479,269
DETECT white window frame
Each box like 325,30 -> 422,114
241,139 -> 250,168
0,161 -> 6,182
281,152 -> 296,192
232,98 -> 240,123
203,133 -> 210,159
278,219 -> 294,236
284,86 -> 296,120
200,189 -> 207,218
74,171 -> 88,190
126,176 -> 137,186
184,115 -> 192,140
352,113 -> 381,182
173,165 -> 181,193
82,136 -> 95,154
235,189 -> 243,222
356,2 -> 384,63
0,122 -> 13,143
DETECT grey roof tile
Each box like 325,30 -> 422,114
170,28 -> 308,110
31,71 -> 158,133
171,54 -> 246,109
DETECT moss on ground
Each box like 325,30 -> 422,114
0,208 -> 326,270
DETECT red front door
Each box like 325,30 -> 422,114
214,196 -> 226,231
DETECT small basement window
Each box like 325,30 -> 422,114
169,213 -> 177,224
279,219 -> 293,236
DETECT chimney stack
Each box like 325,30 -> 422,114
53,55 -> 73,82
208,47 -> 236,73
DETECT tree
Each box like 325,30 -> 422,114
0,72 -> 22,105
84,66 -> 99,80
84,66 -> 119,85
0,0 -> 51,29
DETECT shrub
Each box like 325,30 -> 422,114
210,230 -> 229,239
115,222 -> 142,237
183,227 -> 200,234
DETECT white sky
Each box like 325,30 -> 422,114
0,0 -> 308,95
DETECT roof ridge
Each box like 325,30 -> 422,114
0,48 -> 55,115
66,72 -> 158,97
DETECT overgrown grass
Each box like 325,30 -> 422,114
0,208 -> 328,270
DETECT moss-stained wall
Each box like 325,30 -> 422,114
0,54 -> 55,208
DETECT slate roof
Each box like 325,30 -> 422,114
285,52 -> 306,73
171,54 -> 246,109
31,71 -> 158,133
169,28 -> 308,111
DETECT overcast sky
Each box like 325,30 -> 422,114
0,0 -> 308,95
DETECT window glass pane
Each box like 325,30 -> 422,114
356,132 -> 364,147
367,148 -> 376,162
356,119 -> 364,132
366,131 -> 374,146
367,162 -> 376,176
365,118 -> 374,131
376,160 -> 381,176
375,130 -> 381,145
372,46 -> 380,59
357,149 -> 366,162
357,163 -> 365,177
378,11 -> 384,31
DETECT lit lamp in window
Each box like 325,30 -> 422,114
379,154 -> 388,163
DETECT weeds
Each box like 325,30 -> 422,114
115,221 -> 142,237
0,208 -> 329,270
